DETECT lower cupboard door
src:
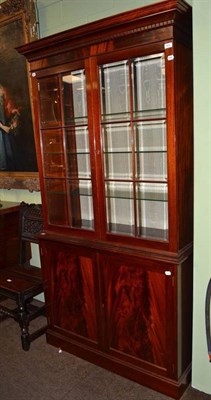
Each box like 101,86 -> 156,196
48,244 -> 99,346
102,256 -> 173,374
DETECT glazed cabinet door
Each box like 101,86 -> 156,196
97,51 -> 169,243
36,63 -> 97,234
101,254 -> 176,377
40,240 -> 101,348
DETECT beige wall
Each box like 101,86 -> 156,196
0,0 -> 210,394
192,0 -> 211,393
37,0 -> 157,36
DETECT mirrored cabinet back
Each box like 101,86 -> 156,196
18,0 -> 193,398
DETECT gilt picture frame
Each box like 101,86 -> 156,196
0,0 -> 39,191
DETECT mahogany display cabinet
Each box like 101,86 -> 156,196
18,0 -> 193,398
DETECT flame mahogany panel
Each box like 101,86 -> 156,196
104,258 -> 166,368
52,249 -> 97,341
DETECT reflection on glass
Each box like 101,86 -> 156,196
132,54 -> 166,118
42,129 -> 63,153
45,178 -> 69,225
106,182 -> 134,235
62,70 -> 87,125
65,126 -> 91,178
44,153 -> 65,177
39,77 -> 61,127
136,183 -> 168,240
100,61 -> 130,121
42,129 -> 65,177
69,180 -> 94,229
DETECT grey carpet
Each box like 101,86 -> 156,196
0,314 -> 210,400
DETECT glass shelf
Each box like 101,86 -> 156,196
101,112 -> 131,122
66,151 -> 90,155
106,195 -> 167,202
133,109 -> 166,119
106,223 -> 168,240
63,117 -> 88,126
139,227 -> 168,240
101,109 -> 166,122
103,150 -> 166,154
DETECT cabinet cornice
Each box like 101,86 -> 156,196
17,0 -> 191,62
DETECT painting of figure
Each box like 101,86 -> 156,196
0,15 -> 37,172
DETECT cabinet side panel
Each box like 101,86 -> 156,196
175,42 -> 193,249
178,256 -> 193,376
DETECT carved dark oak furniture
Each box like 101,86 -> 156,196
0,201 -> 20,269
18,0 -> 193,397
0,203 -> 47,351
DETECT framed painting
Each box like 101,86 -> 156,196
0,0 -> 40,191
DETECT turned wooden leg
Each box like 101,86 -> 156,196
17,301 -> 30,351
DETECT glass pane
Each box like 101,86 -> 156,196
42,129 -> 65,177
62,69 -> 87,125
135,120 -> 167,180
136,183 -> 168,240
132,54 -> 166,119
102,123 -> 131,152
106,182 -> 134,235
66,126 -> 90,152
42,129 -> 63,153
100,61 -> 130,121
104,152 -> 132,179
67,153 -> 91,179
39,77 -> 61,127
103,124 -> 132,179
45,179 -> 69,225
44,153 -> 65,177
134,120 -> 166,152
69,180 -> 94,230
65,126 -> 91,178
135,151 -> 167,181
